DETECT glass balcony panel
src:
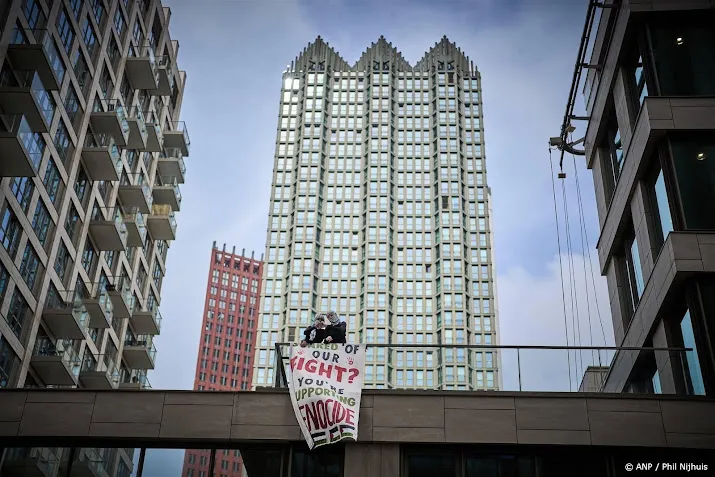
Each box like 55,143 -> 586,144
157,148 -> 186,183
0,70 -> 55,132
125,44 -> 159,90
1,447 -> 61,477
90,99 -> 129,146
79,353 -> 120,389
153,56 -> 174,96
121,206 -> 147,247
144,118 -> 164,152
119,368 -> 152,389
0,114 -> 43,177
118,181 -> 152,214
130,306 -> 162,336
147,203 -> 176,241
163,121 -> 190,155
123,334 -> 157,370
89,207 -> 128,251
152,176 -> 182,211
107,277 -> 135,319
81,133 -> 123,181
8,28 -> 64,90
126,106 -> 148,149
31,337 -> 81,386
42,296 -> 89,340
82,287 -> 113,329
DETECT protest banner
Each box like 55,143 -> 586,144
288,343 -> 366,449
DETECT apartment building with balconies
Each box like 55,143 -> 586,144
0,0 -> 189,475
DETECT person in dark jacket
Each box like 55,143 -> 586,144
324,310 -> 347,344
300,314 -> 327,347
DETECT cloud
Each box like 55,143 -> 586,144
497,252 -> 615,392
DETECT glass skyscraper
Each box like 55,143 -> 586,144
254,36 -> 499,390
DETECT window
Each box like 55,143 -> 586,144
63,87 -> 81,129
55,241 -> 71,282
10,177 -> 34,214
113,9 -> 125,37
649,14 -> 715,96
19,244 -> 41,290
56,9 -> 75,52
23,0 -> 43,29
603,117 -> 624,201
648,165 -> 674,250
670,136 -> 715,230
54,119 -> 73,165
64,204 -> 81,243
0,334 -> 19,388
82,240 -> 96,274
7,290 -> 29,339
71,176 -> 89,219
31,200 -> 52,247
81,16 -> 97,57
91,0 -> 105,25
43,158 -> 63,205
633,54 -> 649,108
618,230 -> 643,324
69,0 -> 83,19
0,207 -> 22,258
680,310 -> 705,396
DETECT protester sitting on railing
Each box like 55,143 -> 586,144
300,311 -> 347,346
325,310 -> 346,344
301,313 -> 328,347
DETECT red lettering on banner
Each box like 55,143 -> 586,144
346,408 -> 355,426
318,362 -> 332,378
305,359 -> 317,373
315,400 -> 327,428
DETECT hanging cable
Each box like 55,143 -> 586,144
548,148 -> 572,391
568,144 -> 609,366
561,175 -> 583,386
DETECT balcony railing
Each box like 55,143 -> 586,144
80,353 -> 120,389
123,335 -> 157,369
163,120 -> 190,156
153,176 -> 182,211
82,133 -> 123,181
0,114 -> 43,177
32,337 -> 81,385
272,343 -> 694,394
119,368 -> 152,389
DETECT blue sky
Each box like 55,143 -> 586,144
139,0 -> 613,473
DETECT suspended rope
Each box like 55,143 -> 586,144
561,173 -> 583,386
568,143 -> 609,364
548,148 -> 573,391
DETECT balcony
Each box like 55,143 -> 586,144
129,307 -> 162,336
152,176 -> 182,212
42,298 -> 89,340
1,447 -> 60,477
0,70 -> 55,132
152,55 -> 174,96
90,99 -> 129,146
119,369 -> 151,390
81,134 -> 122,182
31,337 -> 81,386
79,354 -> 120,390
89,207 -> 127,251
7,28 -> 64,90
144,118 -> 163,152
163,121 -> 190,156
146,204 -> 176,241
0,114 -> 43,177
107,278 -> 134,319
118,181 -> 152,214
82,287 -> 113,329
126,106 -> 148,150
123,335 -> 157,370
121,207 -> 147,247
125,45 -> 159,90
157,148 -> 185,183
61,448 -> 110,477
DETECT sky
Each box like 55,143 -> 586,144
139,0 -> 613,473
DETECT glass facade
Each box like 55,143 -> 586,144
670,137 -> 715,230
256,39 -> 498,390
680,310 -> 705,396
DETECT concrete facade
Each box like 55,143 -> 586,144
1,388 -> 714,449
578,0 -> 715,395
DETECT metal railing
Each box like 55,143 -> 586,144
273,343 -> 693,394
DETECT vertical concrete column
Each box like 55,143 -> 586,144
344,444 -> 399,477
652,320 -> 681,395
613,68 -> 636,147
631,182 -> 656,280
591,149 -> 609,228
606,259 -> 626,345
